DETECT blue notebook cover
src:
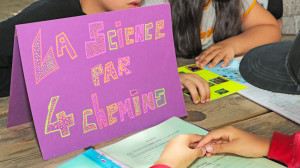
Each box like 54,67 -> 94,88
58,148 -> 121,168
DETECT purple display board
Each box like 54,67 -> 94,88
7,4 -> 187,160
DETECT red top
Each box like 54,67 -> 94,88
267,131 -> 300,168
150,164 -> 171,168
151,132 -> 300,168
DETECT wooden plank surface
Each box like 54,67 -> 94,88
0,114 -> 150,168
183,93 -> 270,130
231,112 -> 300,138
0,0 -> 37,22
0,97 -> 9,116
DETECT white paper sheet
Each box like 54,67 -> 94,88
239,83 -> 300,124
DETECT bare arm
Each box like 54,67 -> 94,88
224,2 -> 281,56
196,2 -> 281,68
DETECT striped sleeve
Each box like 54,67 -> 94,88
241,0 -> 256,18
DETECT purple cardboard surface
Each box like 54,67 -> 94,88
8,4 -> 187,160
8,35 -> 33,127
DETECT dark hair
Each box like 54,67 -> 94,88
169,0 -> 243,58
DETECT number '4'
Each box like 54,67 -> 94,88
45,96 -> 75,138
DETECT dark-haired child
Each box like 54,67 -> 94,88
168,0 -> 281,68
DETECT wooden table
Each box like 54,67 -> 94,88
1,57 -> 299,168
1,1 -> 299,167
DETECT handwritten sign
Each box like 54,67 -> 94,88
8,4 -> 187,160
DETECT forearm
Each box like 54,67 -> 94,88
219,24 -> 281,56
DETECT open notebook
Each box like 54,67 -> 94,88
59,117 -> 284,168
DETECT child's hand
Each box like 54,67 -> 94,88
179,73 -> 210,104
196,126 -> 271,158
154,134 -> 206,168
195,42 -> 235,68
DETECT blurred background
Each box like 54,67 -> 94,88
0,0 -> 37,21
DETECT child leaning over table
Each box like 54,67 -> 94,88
168,0 -> 281,68
143,0 -> 281,104
0,0 -> 210,104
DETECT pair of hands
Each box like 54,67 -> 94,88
154,126 -> 271,168
179,42 -> 235,104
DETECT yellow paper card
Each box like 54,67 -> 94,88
178,64 -> 247,100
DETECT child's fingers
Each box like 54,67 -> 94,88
196,45 -> 222,66
185,81 -> 200,104
195,55 -> 205,66
205,142 -> 233,155
221,56 -> 232,68
203,79 -> 210,102
206,152 -> 213,158
179,73 -> 211,104
196,129 -> 230,148
194,76 -> 211,103
187,134 -> 205,144
193,148 -> 206,158
197,83 -> 207,104
180,74 -> 211,104
199,49 -> 220,67
195,47 -> 216,65
198,77 -> 210,103
208,53 -> 225,68
189,142 -> 199,149
196,133 -> 219,148
189,74 -> 209,104
191,76 -> 206,103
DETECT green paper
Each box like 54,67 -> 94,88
100,117 -> 284,168
178,64 -> 247,100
